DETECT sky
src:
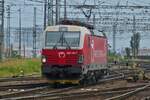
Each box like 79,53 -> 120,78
4,0 -> 150,51
4,0 -> 150,27
4,0 -> 44,28
5,0 -> 150,27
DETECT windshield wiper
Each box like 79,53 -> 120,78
63,36 -> 71,49
53,34 -> 63,49
53,33 -> 71,49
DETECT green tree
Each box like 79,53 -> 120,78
130,33 -> 140,58
125,47 -> 130,58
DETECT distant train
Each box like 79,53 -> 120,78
41,20 -> 108,84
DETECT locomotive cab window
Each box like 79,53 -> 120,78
45,31 -> 80,47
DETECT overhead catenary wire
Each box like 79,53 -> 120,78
3,0 -> 150,56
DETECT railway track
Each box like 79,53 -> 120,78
0,75 -> 41,82
0,72 -> 130,100
5,81 -> 149,100
0,85 -> 77,100
105,82 -> 150,100
0,76 -> 50,96
0,64 -> 149,100
0,76 -> 48,91
0,85 -> 51,99
0,82 -> 49,91
142,96 -> 150,100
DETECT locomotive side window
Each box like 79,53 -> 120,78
45,31 -> 80,47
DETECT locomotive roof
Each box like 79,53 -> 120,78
45,25 -> 90,34
59,20 -> 94,29
45,25 -> 105,37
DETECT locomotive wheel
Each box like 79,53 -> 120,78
79,79 -> 85,85
52,83 -> 61,88
80,74 -> 88,85
91,76 -> 97,84
88,74 -> 97,84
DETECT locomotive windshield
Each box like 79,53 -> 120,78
45,31 -> 80,47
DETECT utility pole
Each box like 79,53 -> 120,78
133,15 -> 136,33
23,31 -> 25,58
44,0 -> 47,30
48,0 -> 53,26
56,0 -> 60,24
48,0 -> 50,26
132,15 -> 136,58
113,24 -> 117,53
33,7 -> 37,58
6,5 -> 11,57
64,0 -> 67,19
0,0 -> 4,60
18,8 -> 22,57
93,13 -> 95,28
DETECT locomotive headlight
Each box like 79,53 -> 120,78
78,55 -> 84,64
42,56 -> 47,63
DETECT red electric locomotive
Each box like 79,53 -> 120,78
41,20 -> 108,84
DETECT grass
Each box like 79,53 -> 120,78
0,58 -> 41,78
108,51 -> 125,63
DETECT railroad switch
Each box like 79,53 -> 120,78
126,75 -> 139,82
126,62 -> 147,82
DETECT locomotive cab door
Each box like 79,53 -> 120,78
89,35 -> 94,64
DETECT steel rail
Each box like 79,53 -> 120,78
0,86 -> 77,100
10,82 -> 150,100
143,96 -> 150,100
1,73 -> 126,100
105,82 -> 150,100
0,82 -> 49,91
0,85 -> 51,99
0,69 -> 137,100
0,76 -> 41,82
